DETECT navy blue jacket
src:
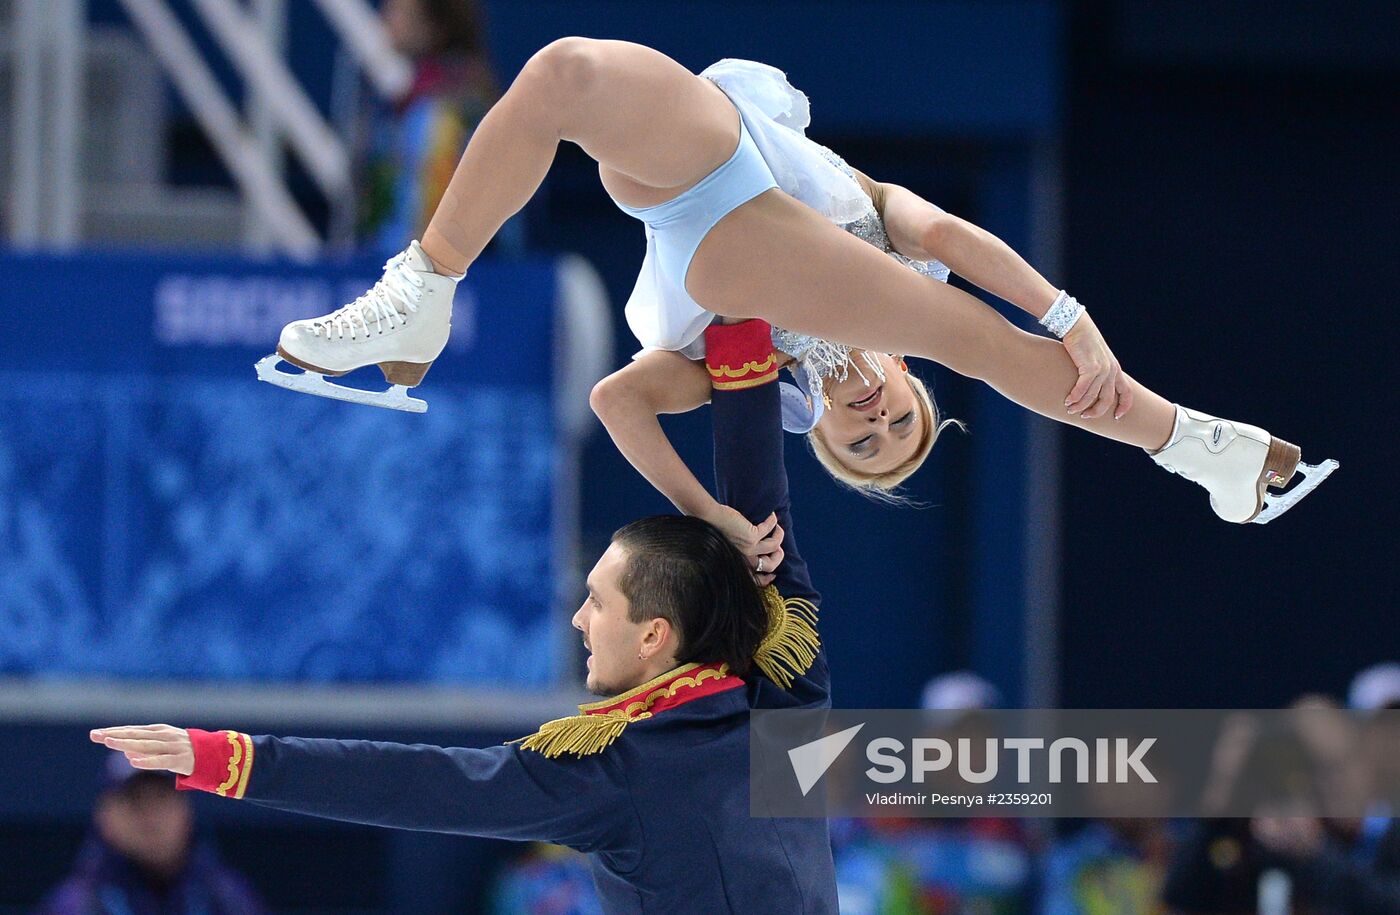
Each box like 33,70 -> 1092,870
183,346 -> 836,913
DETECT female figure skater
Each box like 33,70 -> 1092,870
596,132 -> 966,501
261,40 -> 1334,524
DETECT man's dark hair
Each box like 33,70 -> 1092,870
611,515 -> 769,677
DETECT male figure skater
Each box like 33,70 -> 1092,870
95,319 -> 837,913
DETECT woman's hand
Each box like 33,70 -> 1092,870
1061,313 -> 1134,421
90,724 -> 195,776
703,507 -> 786,586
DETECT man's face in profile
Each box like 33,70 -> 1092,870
573,542 -> 653,696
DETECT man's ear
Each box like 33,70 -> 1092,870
643,615 -> 673,653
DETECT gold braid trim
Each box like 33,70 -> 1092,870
516,711 -> 633,759
233,733 -> 254,799
752,586 -> 821,689
707,354 -> 777,379
215,731 -> 254,798
514,663 -> 732,758
712,371 -> 779,391
576,662 -> 704,713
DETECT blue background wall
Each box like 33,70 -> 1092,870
0,251 -> 565,688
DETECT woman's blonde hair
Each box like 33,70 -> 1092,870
807,370 -> 962,501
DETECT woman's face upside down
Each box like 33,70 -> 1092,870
816,352 -> 923,477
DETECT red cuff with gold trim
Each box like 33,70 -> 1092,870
175,728 -> 255,799
705,319 -> 778,390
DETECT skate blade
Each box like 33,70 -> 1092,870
254,355 -> 427,414
1250,458 -> 1338,524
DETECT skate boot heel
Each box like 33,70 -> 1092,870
379,361 -> 433,386
1262,437 -> 1301,490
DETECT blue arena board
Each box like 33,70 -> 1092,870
0,251 -> 571,689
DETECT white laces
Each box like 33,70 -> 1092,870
312,253 -> 426,340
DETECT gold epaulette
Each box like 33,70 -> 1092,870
514,661 -> 742,758
752,585 -> 821,689
516,711 -> 632,759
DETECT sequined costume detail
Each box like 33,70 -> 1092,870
769,144 -> 950,419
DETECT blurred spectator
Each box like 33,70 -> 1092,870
36,753 -> 265,915
1037,716 -> 1177,915
1240,665 -> 1400,913
360,0 -> 507,256
1039,818 -> 1174,915
835,817 -> 1034,914
1351,662 -> 1400,844
921,670 -> 1003,714
1163,701 -> 1321,913
1167,674 -> 1400,913
1161,818 -> 1265,914
835,672 -> 1034,914
1250,816 -> 1400,914
489,843 -> 603,915
1347,662 -> 1400,713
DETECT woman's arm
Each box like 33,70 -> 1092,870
850,168 -> 1059,319
591,349 -> 787,579
853,169 -> 1133,419
590,351 -> 721,520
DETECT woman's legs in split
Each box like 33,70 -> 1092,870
420,38 -> 740,275
394,34 -> 1174,447
689,191 -> 1178,450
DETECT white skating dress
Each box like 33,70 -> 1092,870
613,58 -> 950,432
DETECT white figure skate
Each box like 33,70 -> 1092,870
1150,405 -> 1338,524
255,241 -> 459,413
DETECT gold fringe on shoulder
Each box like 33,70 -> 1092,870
515,710 -> 632,759
752,586 -> 821,688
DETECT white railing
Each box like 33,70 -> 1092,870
117,0 -> 321,258
310,0 -> 413,100
188,0 -> 351,197
7,0 -> 84,249
5,0 -> 412,260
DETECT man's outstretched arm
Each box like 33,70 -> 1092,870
705,319 -> 818,606
89,725 -> 634,856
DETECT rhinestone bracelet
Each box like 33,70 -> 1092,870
1039,290 -> 1085,339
